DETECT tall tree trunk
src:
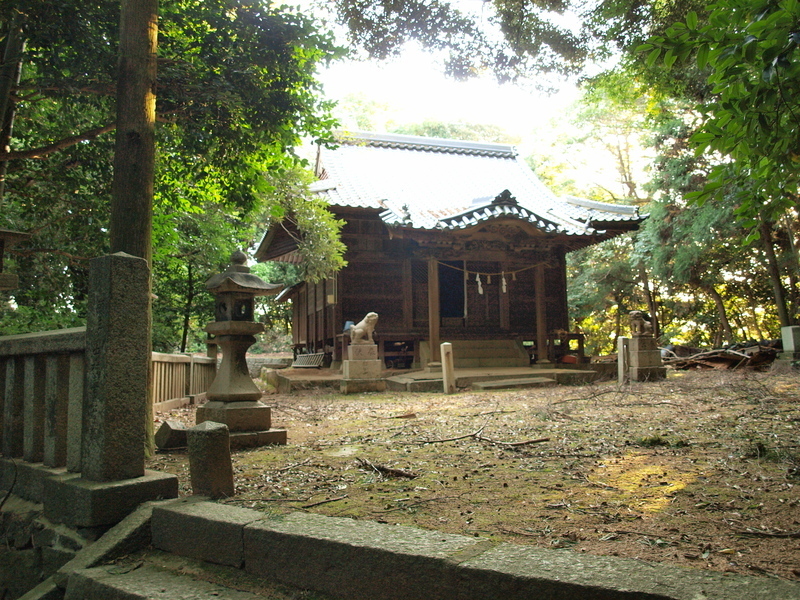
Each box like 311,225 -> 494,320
0,13 -> 25,207
703,284 -> 733,346
110,0 -> 158,455
758,219 -> 792,327
110,0 -> 158,263
638,264 -> 660,339
180,260 -> 194,353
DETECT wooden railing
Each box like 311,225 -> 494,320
151,352 -> 216,407
0,328 -> 216,479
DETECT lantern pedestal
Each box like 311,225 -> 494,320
196,321 -> 287,447
197,253 -> 286,448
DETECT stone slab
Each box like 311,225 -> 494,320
340,378 -> 387,394
0,459 -> 66,504
43,469 -> 178,529
229,429 -> 287,448
195,400 -> 272,432
342,359 -> 382,380
151,498 -> 264,568
0,327 -> 86,357
347,344 -> 378,361
244,511 -> 480,600
129,499 -> 800,600
459,542 -> 800,600
154,420 -> 188,449
64,564 -> 266,600
17,578 -> 62,600
471,377 -> 556,390
54,500 -> 161,589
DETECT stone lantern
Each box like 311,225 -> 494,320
0,228 -> 30,291
195,250 -> 287,447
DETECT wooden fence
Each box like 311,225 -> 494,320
151,352 -> 216,408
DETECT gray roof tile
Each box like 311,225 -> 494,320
313,132 -> 643,235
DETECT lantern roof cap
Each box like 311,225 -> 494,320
205,251 -> 282,296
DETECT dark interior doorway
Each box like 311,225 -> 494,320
439,261 -> 465,319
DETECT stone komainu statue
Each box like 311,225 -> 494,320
349,312 -> 378,345
629,310 -> 653,337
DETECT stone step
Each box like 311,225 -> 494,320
65,564 -> 267,600
471,377 -> 556,390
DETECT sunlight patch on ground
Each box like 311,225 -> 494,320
589,452 -> 696,512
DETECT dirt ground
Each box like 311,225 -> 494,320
148,369 -> 800,583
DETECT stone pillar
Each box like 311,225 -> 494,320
781,326 -> 800,359
3,356 -> 23,457
628,336 -> 666,382
43,354 -> 69,468
441,342 -> 455,394
82,252 -> 150,481
66,353 -> 84,472
617,337 -> 629,384
773,326 -> 800,371
188,421 -> 234,499
22,355 -> 45,463
43,253 -> 178,530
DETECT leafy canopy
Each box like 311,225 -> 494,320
642,0 -> 800,230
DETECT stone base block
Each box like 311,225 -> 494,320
196,400 -> 272,432
629,350 -> 663,368
629,366 -> 667,382
0,459 -> 66,504
43,470 -> 178,529
340,379 -> 386,394
229,429 -> 287,449
342,359 -> 382,379
347,344 -> 378,361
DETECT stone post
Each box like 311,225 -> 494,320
617,337 -> 629,384
82,252 -> 150,481
441,342 -> 455,394
188,421 -> 235,499
43,253 -> 178,530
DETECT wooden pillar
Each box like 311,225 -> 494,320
535,263 -> 549,363
402,259 -> 413,330
427,258 -> 441,363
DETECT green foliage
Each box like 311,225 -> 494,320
0,0 -> 347,343
645,0 -> 800,227
257,166 -> 347,284
391,120 -> 520,144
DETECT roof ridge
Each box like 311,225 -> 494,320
333,130 -> 517,158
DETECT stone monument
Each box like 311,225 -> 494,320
341,311 -> 386,394
773,325 -> 800,371
195,251 -> 287,447
627,310 -> 666,381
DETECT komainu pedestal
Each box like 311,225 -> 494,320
628,335 -> 667,381
341,343 -> 385,394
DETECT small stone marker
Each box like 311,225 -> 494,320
187,421 -> 234,499
155,420 -> 188,449
617,337 -> 629,384
441,342 -> 455,394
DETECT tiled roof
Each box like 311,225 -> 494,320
311,132 -> 644,236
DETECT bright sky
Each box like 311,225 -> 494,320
318,50 -> 581,145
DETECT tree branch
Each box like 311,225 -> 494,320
0,123 -> 116,160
